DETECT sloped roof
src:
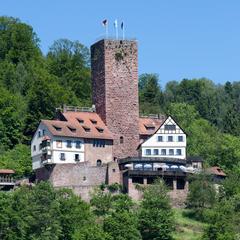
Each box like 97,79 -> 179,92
139,117 -> 165,135
0,169 -> 15,174
42,112 -> 113,140
207,166 -> 226,177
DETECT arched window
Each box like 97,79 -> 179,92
96,159 -> 102,167
120,136 -> 124,144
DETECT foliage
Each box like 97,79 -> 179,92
0,182 -> 97,240
138,179 -> 174,240
0,144 -> 32,178
186,173 -> 216,219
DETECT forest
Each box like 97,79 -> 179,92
0,16 -> 240,239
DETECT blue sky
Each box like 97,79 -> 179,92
1,0 -> 240,86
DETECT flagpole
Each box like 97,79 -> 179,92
122,22 -> 125,40
106,24 -> 108,39
114,19 -> 118,40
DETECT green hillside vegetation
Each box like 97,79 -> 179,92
0,16 -> 240,239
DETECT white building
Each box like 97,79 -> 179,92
31,109 -> 113,170
141,116 -> 187,159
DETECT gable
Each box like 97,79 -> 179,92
156,116 -> 184,134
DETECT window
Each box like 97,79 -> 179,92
76,141 -> 81,149
90,119 -> 97,124
169,149 -> 174,155
164,124 -> 176,131
68,126 -> 76,133
56,140 -> 62,148
75,154 -> 80,161
53,125 -> 62,131
93,139 -> 105,147
178,136 -> 183,142
112,169 -> 116,172
66,140 -> 72,148
38,130 -> 41,138
176,149 -> 182,155
42,129 -> 45,136
168,136 -> 173,142
96,127 -> 104,133
39,143 -> 42,151
153,149 -> 159,155
77,118 -> 84,124
120,136 -> 124,144
145,149 -> 151,155
157,136 -> 163,142
161,149 -> 166,155
60,153 -> 65,161
96,159 -> 102,167
33,145 -> 36,151
82,126 -> 90,132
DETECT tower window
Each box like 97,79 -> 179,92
33,145 -> 36,151
120,136 -> 124,144
97,159 -> 102,167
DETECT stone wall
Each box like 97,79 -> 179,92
36,163 -> 107,201
91,39 -> 139,159
84,139 -> 113,166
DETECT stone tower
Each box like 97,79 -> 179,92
91,39 -> 139,159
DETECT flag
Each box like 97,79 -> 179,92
102,19 -> 108,26
114,19 -> 118,28
121,22 -> 124,30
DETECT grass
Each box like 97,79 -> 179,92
173,208 -> 206,240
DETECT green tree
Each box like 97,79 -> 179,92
0,144 -> 32,178
139,73 -> 164,114
46,39 -> 91,105
139,179 -> 174,240
186,173 -> 216,219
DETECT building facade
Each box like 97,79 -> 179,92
31,38 -> 201,204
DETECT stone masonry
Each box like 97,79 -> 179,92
91,39 -> 139,159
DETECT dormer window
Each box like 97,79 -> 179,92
96,127 -> 104,133
82,126 -> 90,132
77,118 -> 84,124
90,119 -> 97,124
53,125 -> 62,131
68,126 -> 76,133
144,124 -> 155,131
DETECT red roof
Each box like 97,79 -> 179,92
0,169 -> 15,174
139,117 -> 165,135
42,112 -> 113,140
207,166 -> 226,177
40,111 -> 166,140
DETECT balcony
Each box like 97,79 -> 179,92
0,175 -> 15,186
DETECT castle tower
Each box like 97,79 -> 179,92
91,39 -> 139,159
